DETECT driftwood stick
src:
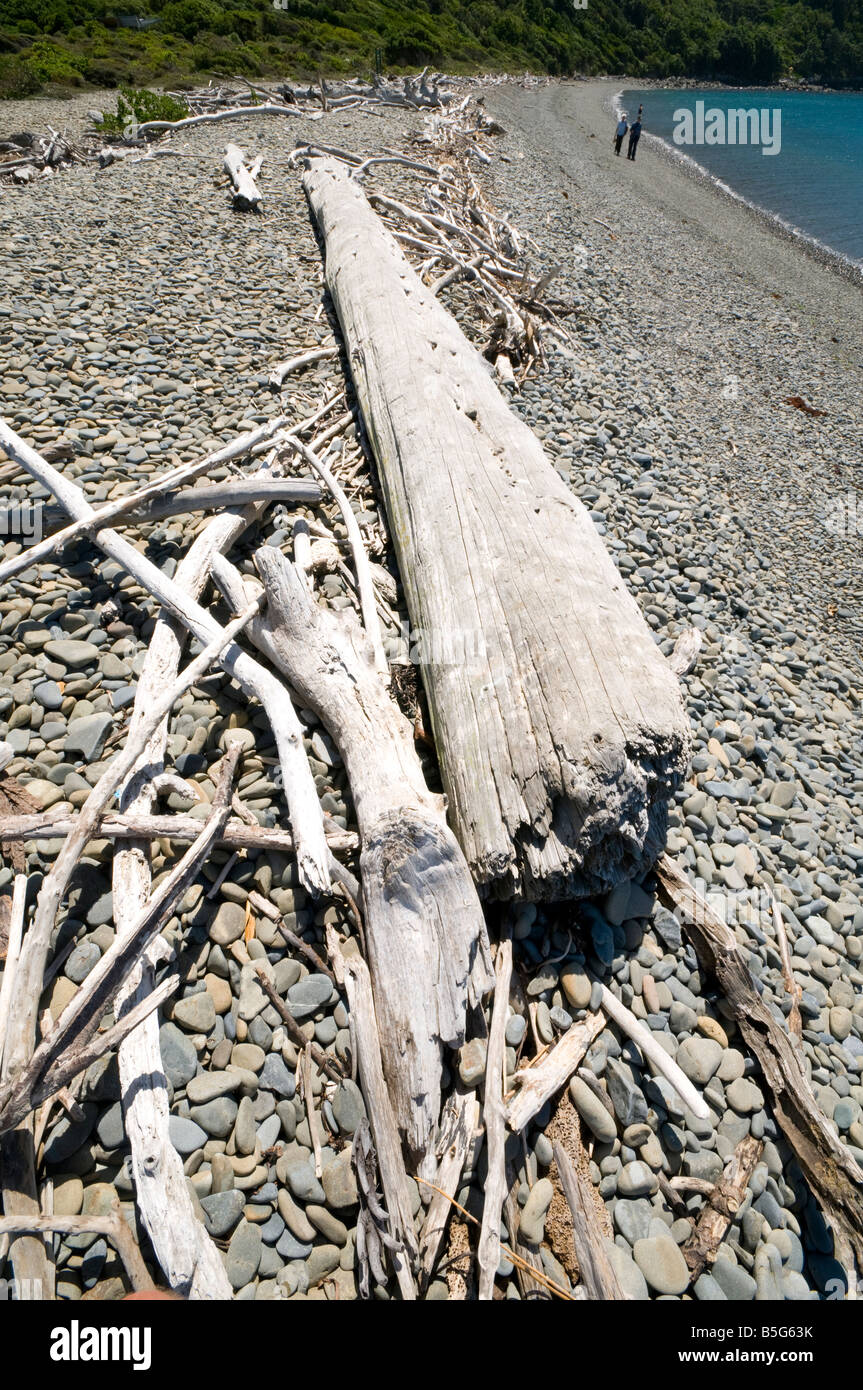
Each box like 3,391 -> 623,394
0,750 -> 241,1135
0,415 -> 291,585
17,479 -> 322,538
656,853 -> 863,1269
253,966 -> 345,1083
137,104 -> 322,136
0,418 -> 330,897
477,938 -> 512,1300
597,983 -> 710,1121
342,953 -> 417,1299
0,1213 -> 154,1292
29,972 -> 179,1107
553,1141 -> 627,1300
247,891 -> 336,984
418,1085 -> 481,1284
111,482 -> 265,1300
0,811 -> 357,855
505,1011 -> 605,1133
0,875 -> 27,1078
770,893 -> 803,1040
3,597 -> 260,1090
682,1135 -> 764,1282
283,433 -> 387,673
268,346 -> 339,390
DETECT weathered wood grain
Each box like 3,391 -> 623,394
303,157 -> 690,900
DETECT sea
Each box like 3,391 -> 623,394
618,88 -> 863,269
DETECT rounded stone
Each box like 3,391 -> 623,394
633,1235 -> 690,1295
617,1160 -> 658,1198
725,1077 -> 765,1114
569,1077 -> 617,1143
676,1036 -> 723,1085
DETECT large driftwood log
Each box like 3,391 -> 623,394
302,158 -> 690,900
213,547 -> 494,1164
656,854 -> 863,1272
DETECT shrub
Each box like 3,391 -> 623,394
99,84 -> 188,133
0,54 -> 40,99
22,37 -> 86,84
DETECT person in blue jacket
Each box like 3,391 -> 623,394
614,113 -> 628,155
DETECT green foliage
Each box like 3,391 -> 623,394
0,53 -> 40,98
99,83 -> 188,130
2,0 -> 863,98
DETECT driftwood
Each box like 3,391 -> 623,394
328,937 -> 417,1299
0,1213 -> 154,1292
0,811 -> 357,855
269,346 -> 338,390
553,1141 -> 627,1299
25,479 -> 322,534
0,749 -> 241,1136
109,510 -> 271,1303
224,143 -> 263,210
0,414 -> 291,587
213,546 -> 493,1163
656,854 -> 863,1272
597,982 -> 710,1120
0,418 -> 330,897
477,939 -> 512,1299
302,157 -> 690,900
418,1085 -> 481,1284
505,1012 -> 605,1133
682,1135 -> 763,1282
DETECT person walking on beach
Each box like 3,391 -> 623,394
627,115 -> 642,161
614,113 -> 628,156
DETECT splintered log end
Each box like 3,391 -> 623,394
469,724 -> 690,902
361,807 -> 493,1163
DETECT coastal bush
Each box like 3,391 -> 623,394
0,53 -> 40,98
99,83 -> 188,132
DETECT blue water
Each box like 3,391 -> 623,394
619,89 -> 863,266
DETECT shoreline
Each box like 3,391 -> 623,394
603,81 -> 863,287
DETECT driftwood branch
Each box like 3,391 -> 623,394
656,853 -> 863,1270
477,939 -> 512,1300
0,811 -> 357,855
554,1140 -> 627,1299
0,1213 -> 154,1292
213,546 -> 493,1163
505,1012 -> 605,1133
0,415 -> 291,586
682,1135 -> 763,1282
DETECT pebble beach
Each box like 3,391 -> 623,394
0,76 -> 861,1302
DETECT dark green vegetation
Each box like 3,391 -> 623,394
1,0 -> 861,100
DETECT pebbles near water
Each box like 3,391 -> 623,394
1,78 -> 861,1301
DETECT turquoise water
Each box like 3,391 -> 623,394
619,88 -> 863,266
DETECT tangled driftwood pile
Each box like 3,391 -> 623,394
1,78 -> 862,1304
0,129 -> 82,186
